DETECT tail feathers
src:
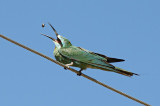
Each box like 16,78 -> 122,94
115,67 -> 139,77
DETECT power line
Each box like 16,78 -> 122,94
0,34 -> 150,106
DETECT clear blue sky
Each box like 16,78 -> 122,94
0,0 -> 159,106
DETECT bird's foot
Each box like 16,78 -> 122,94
77,71 -> 82,76
77,69 -> 83,76
64,65 -> 70,70
64,62 -> 73,70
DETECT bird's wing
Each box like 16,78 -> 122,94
91,52 -> 125,63
77,47 -> 125,63
58,46 -> 114,69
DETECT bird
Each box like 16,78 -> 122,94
41,23 -> 138,77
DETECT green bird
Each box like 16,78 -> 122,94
41,23 -> 138,77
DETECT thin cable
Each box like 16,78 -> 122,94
0,34 -> 150,106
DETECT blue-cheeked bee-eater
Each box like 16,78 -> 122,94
41,23 -> 138,76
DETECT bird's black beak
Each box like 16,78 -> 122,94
48,23 -> 59,37
48,23 -> 62,46
41,33 -> 56,42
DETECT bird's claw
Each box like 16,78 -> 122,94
64,65 -> 70,70
64,62 -> 73,70
77,69 -> 83,76
77,71 -> 82,76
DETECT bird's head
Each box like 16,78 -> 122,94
57,35 -> 72,47
48,23 -> 72,47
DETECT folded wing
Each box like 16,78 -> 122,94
58,46 -> 115,70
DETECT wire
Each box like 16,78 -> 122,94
0,34 -> 150,106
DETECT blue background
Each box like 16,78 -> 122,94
0,0 -> 159,106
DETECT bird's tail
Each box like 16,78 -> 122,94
115,67 -> 139,77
